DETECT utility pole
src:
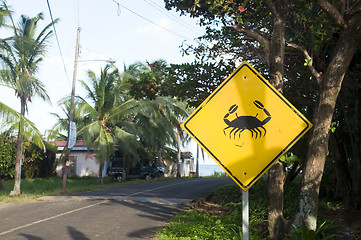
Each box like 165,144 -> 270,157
62,27 -> 81,190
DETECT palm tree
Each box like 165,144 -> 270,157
0,101 -> 45,190
0,12 -> 57,195
121,61 -> 190,171
0,1 -> 11,27
48,97 -> 90,141
77,62 -> 191,182
77,65 -> 142,183
152,97 -> 189,167
0,3 -> 43,189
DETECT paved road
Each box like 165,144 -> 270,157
0,177 -> 232,240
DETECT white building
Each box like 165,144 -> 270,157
55,140 -> 107,177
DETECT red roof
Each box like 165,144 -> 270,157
55,140 -> 87,147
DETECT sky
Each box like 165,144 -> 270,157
0,0 -> 216,165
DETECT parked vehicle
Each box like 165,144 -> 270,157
107,157 -> 164,181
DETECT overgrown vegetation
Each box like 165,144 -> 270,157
155,179 -> 352,240
208,171 -> 226,178
0,134 -> 57,180
0,132 -> 16,179
162,0 -> 361,236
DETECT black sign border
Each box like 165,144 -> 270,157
183,63 -> 312,189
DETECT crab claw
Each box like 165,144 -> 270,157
253,100 -> 264,109
228,104 -> 238,113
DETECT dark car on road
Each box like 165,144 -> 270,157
107,157 -> 164,181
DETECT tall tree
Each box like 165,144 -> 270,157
289,0 -> 361,230
164,0 -> 361,235
77,65 -> 141,184
329,48 -> 361,205
0,0 -> 12,191
124,60 -> 190,169
164,0 -> 290,238
0,12 -> 57,195
0,6 -> 45,188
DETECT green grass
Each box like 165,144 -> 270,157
208,171 -> 227,178
155,180 -> 268,240
1,176 -> 347,239
155,210 -> 244,240
154,178 -> 344,240
0,176 -> 168,205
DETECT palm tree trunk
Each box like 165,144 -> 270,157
176,130 -> 181,165
10,97 -> 26,196
157,140 -> 163,167
126,154 -> 130,179
122,152 -> 126,180
98,162 -> 104,184
62,159 -> 68,190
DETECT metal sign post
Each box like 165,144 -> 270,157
242,190 -> 249,240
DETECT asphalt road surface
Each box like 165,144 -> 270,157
0,177 -> 232,240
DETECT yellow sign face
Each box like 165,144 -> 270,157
181,61 -> 312,191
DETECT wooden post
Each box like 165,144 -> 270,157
63,27 -> 81,190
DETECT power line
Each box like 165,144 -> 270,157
111,0 -> 192,41
143,0 -> 202,35
46,0 -> 71,87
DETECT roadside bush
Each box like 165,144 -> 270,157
0,132 -> 16,180
23,142 -> 57,178
0,132 -> 57,180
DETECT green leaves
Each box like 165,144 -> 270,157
288,219 -> 337,240
304,58 -> 312,66
0,101 -> 45,151
0,133 -> 16,179
329,122 -> 336,133
2,12 -> 55,103
236,16 -> 243,24
279,154 -> 299,164
77,62 -> 188,166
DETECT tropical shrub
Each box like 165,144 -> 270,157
0,132 -> 16,180
22,142 -> 57,178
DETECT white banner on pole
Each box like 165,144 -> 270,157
68,121 -> 76,149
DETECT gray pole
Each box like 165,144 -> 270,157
242,189 -> 249,240
62,27 -> 81,190
196,144 -> 199,178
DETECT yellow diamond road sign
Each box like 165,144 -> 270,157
181,61 -> 313,191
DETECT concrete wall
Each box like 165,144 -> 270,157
163,158 -> 195,177
56,152 -> 105,177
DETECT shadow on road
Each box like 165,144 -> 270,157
121,200 -> 186,221
67,226 -> 90,240
104,199 -> 188,238
18,233 -> 44,240
16,226 -> 91,240
127,226 -> 162,238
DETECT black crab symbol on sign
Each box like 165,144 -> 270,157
223,100 -> 271,139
